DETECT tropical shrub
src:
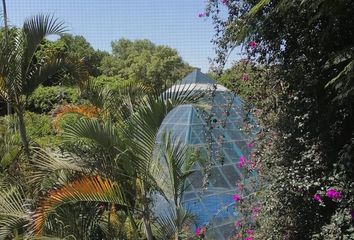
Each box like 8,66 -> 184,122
27,85 -> 80,113
205,0 -> 354,239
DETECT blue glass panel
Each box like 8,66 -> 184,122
156,70 -> 257,239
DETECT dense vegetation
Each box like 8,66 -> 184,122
0,0 -> 353,239
0,12 -> 198,240
206,0 -> 354,239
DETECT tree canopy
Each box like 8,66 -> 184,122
100,39 -> 192,90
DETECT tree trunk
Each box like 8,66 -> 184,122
2,0 -> 11,115
142,203 -> 154,240
17,111 -> 30,159
141,183 -> 154,240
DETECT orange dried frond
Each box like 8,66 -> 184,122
31,175 -> 124,235
52,104 -> 100,131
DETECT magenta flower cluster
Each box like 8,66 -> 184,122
237,156 -> 246,168
195,227 -> 202,236
313,193 -> 322,203
249,41 -> 257,49
326,188 -> 342,201
244,229 -> 254,240
235,220 -> 241,227
313,188 -> 343,204
233,194 -> 241,202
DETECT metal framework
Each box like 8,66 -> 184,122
157,69 -> 255,238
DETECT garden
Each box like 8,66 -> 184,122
0,0 -> 353,239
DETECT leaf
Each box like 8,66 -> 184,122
28,147 -> 89,191
0,187 -> 29,239
325,60 -> 353,88
248,0 -> 271,17
31,175 -> 126,235
62,118 -> 123,154
154,206 -> 195,239
153,132 -> 195,204
23,14 -> 66,69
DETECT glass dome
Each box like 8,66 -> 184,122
157,69 -> 256,238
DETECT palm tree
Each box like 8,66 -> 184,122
152,132 -> 196,239
1,0 -> 11,116
0,84 -> 203,239
25,84 -> 203,239
0,14 -> 88,158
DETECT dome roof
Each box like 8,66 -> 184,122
157,69 -> 256,239
180,68 -> 216,84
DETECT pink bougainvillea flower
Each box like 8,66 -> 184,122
313,193 -> 322,203
196,227 -> 202,236
252,206 -> 261,218
245,229 -> 254,235
249,41 -> 257,49
233,194 -> 241,202
326,188 -> 342,201
221,0 -> 228,5
248,160 -> 256,170
242,73 -> 249,81
235,220 -> 241,227
237,156 -> 246,168
244,237 -> 254,240
198,12 -> 205,18
246,142 -> 254,148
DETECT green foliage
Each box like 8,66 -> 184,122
207,0 -> 354,239
23,112 -> 56,145
0,14 -> 88,157
1,112 -> 58,147
0,187 -> 28,239
27,85 -> 80,113
0,118 -> 21,169
91,75 -> 133,92
57,113 -> 82,132
100,39 -> 192,90
58,34 -> 109,77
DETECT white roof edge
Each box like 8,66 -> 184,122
166,83 -> 229,92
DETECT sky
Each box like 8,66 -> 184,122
6,0 -> 240,72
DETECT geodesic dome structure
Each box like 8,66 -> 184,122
157,69 -> 256,239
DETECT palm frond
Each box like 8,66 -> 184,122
52,105 -> 100,131
62,118 -> 123,155
125,84 -> 202,175
80,78 -> 113,109
118,83 -> 153,117
22,14 -> 66,70
28,147 -> 89,191
43,202 -> 102,240
24,56 -> 89,96
153,132 -> 194,204
0,29 -> 25,103
154,206 -> 195,240
161,83 -> 203,106
0,187 -> 29,239
31,175 -> 126,235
